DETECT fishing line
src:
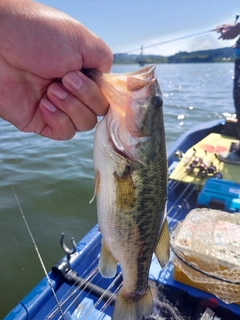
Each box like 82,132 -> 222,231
170,184 -> 196,222
167,182 -> 193,216
11,185 -> 66,320
46,279 -> 84,319
51,261 -> 121,320
168,165 -> 191,191
56,265 -> 102,320
121,29 -> 216,55
50,256 -> 118,320
48,261 -> 100,319
80,272 -> 120,320
98,280 -> 120,312
82,274 -> 123,320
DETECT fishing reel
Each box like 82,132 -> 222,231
174,148 -> 196,164
195,162 -> 218,178
186,156 -> 204,174
186,155 -> 222,179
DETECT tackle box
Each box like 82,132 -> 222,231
197,178 -> 240,213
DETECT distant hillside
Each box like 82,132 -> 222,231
113,53 -> 168,64
168,47 -> 234,63
113,47 -> 234,64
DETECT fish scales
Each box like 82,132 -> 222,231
131,155 -> 167,291
86,65 -> 169,320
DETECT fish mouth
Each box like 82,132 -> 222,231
83,65 -> 158,116
121,64 -> 156,80
83,64 -> 156,86
102,64 -> 156,92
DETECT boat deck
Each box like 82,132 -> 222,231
5,119 -> 240,320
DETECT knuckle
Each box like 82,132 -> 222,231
77,116 -> 97,132
54,129 -> 75,140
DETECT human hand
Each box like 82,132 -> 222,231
0,0 -> 112,140
216,23 -> 240,40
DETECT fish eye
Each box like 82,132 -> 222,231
151,94 -> 163,108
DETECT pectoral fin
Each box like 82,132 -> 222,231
154,217 -> 170,268
99,240 -> 117,278
89,171 -> 100,204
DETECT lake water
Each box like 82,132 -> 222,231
0,63 -> 235,318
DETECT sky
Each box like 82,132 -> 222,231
35,0 -> 240,56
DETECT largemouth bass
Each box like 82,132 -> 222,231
88,65 -> 169,320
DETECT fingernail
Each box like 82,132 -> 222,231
51,85 -> 68,99
41,98 -> 57,112
65,72 -> 83,90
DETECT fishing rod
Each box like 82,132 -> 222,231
11,185 -> 67,320
127,13 -> 240,55
120,29 -> 217,55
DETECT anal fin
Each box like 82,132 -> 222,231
154,217 -> 170,268
99,240 -> 117,278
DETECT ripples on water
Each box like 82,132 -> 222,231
0,63 -> 235,317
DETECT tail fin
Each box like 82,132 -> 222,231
112,286 -> 153,320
